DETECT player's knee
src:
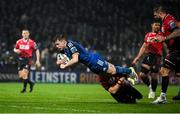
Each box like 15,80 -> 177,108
160,67 -> 171,76
18,69 -> 29,79
19,74 -> 28,79
22,76 -> 28,80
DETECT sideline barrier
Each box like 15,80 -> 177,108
0,70 -> 99,83
0,70 -> 176,84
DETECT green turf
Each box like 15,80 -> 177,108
0,83 -> 180,113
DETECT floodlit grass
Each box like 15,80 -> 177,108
0,83 -> 179,113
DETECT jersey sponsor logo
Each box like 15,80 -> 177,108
19,45 -> 30,50
70,47 -> 78,53
97,59 -> 104,66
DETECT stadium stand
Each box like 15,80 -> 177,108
0,0 -> 180,71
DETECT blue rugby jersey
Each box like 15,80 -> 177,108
62,40 -> 108,73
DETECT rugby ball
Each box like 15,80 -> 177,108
57,53 -> 70,64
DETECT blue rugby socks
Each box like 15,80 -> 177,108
115,66 -> 131,75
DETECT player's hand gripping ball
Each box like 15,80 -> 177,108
57,53 -> 70,64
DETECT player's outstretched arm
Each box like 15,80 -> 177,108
108,77 -> 125,94
165,29 -> 180,41
152,29 -> 180,43
132,43 -> 147,65
60,52 -> 79,69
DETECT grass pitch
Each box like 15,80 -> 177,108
0,83 -> 180,113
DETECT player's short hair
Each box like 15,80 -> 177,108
154,6 -> 167,13
152,22 -> 160,25
55,34 -> 67,41
22,28 -> 30,33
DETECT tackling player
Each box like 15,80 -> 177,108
14,29 -> 41,93
99,74 -> 142,103
132,22 -> 164,99
55,35 -> 137,79
151,6 -> 180,103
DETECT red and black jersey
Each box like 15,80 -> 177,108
15,38 -> 38,58
99,75 -> 120,91
144,32 -> 163,56
161,14 -> 180,51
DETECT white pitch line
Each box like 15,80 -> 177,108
5,105 -> 100,113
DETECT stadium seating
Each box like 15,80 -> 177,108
0,0 -> 180,71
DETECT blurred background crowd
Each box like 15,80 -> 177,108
0,0 -> 180,71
